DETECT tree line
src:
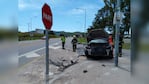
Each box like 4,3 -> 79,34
88,0 -> 130,35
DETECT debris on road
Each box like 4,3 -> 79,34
49,48 -> 79,71
102,64 -> 106,67
18,47 -> 79,84
83,70 -> 88,73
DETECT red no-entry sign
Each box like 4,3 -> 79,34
42,3 -> 53,30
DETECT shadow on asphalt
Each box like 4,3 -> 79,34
118,66 -> 130,72
87,56 -> 113,60
84,56 -> 114,64
86,56 -> 130,72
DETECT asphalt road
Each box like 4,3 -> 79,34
19,38 -> 61,66
18,37 -> 74,67
1,37 -> 130,68
19,38 -> 62,55
17,38 -> 132,84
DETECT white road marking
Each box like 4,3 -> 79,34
49,46 -> 61,50
52,41 -> 61,46
19,47 -> 45,58
25,52 -> 40,58
19,41 -> 61,58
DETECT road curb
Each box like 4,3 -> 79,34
18,55 -> 44,71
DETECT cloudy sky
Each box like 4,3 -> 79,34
1,0 -> 105,32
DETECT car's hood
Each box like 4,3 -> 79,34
89,39 -> 108,44
87,29 -> 109,42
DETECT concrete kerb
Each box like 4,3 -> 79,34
18,55 -> 44,71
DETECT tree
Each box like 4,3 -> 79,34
88,0 -> 130,35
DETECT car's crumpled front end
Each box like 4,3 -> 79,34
85,39 -> 113,58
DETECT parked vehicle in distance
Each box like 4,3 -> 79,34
41,36 -> 46,40
84,29 -> 113,58
124,34 -> 131,39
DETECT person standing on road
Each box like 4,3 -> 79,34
109,34 -> 114,48
119,32 -> 124,57
61,35 -> 66,49
71,35 -> 78,52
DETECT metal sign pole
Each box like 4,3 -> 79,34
131,0 -> 137,75
131,26 -> 134,75
114,0 -> 121,67
42,3 -> 52,84
115,21 -> 120,66
45,29 -> 49,84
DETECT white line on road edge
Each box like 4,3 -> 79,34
19,41 -> 61,58
25,52 -> 40,58
49,46 -> 61,50
19,47 -> 45,58
52,41 -> 61,46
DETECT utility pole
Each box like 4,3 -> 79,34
131,0 -> 140,75
114,0 -> 121,67
27,23 -> 30,33
30,16 -> 37,39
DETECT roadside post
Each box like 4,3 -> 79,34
42,3 -> 53,84
131,0 -> 140,75
113,0 -> 122,67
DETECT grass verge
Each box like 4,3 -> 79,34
77,37 -> 87,44
123,43 -> 131,49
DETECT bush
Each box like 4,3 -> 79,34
77,37 -> 87,44
18,32 -> 44,41
18,32 -> 59,41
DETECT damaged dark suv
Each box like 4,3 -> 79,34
84,29 -> 113,58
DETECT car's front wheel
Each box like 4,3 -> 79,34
85,50 -> 90,57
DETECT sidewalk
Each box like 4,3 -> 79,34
18,48 -> 78,84
18,48 -> 136,84
49,50 -> 133,84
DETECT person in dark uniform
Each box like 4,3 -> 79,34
119,32 -> 124,57
71,35 -> 78,52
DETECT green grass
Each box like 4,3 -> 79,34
19,35 -> 59,41
122,43 -> 149,53
77,37 -> 87,44
139,44 -> 149,53
123,43 -> 131,49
